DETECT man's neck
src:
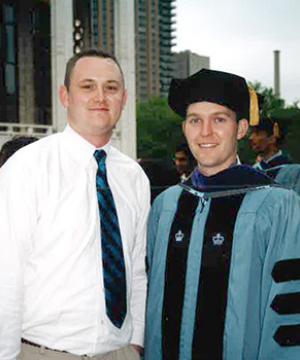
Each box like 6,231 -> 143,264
197,158 -> 239,177
68,124 -> 111,148
262,148 -> 281,162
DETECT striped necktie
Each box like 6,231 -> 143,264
94,149 -> 127,328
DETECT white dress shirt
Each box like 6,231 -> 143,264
0,126 -> 150,360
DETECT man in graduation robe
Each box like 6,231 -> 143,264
249,115 -> 292,178
250,115 -> 300,196
144,69 -> 300,360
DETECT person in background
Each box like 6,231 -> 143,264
0,136 -> 38,167
249,115 -> 292,178
174,143 -> 196,182
0,48 -> 150,360
249,115 -> 300,195
145,68 -> 300,360
138,158 -> 178,203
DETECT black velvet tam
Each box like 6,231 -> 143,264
168,68 -> 250,121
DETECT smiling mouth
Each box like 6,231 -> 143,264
199,143 -> 218,148
90,108 -> 109,111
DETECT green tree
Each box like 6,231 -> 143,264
136,97 -> 185,159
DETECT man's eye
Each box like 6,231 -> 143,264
106,85 -> 118,92
215,117 -> 226,123
81,84 -> 93,90
188,117 -> 199,124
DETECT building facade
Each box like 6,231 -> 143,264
0,0 -> 52,126
86,0 -> 176,101
173,50 -> 210,78
135,0 -> 176,101
0,0 -> 66,147
158,0 -> 176,97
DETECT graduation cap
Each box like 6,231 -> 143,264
168,68 -> 259,125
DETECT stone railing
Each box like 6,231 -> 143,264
0,123 -> 54,147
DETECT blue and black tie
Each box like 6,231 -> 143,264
94,149 -> 127,329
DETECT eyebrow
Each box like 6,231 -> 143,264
106,80 -> 121,85
78,78 -> 120,83
212,111 -> 233,117
186,112 -> 198,119
186,111 -> 234,118
78,78 -> 95,84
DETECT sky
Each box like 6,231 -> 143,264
174,0 -> 300,105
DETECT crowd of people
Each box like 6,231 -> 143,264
0,48 -> 300,360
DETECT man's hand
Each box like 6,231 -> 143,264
131,344 -> 143,355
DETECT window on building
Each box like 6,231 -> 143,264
0,1 -> 18,123
32,1 -> 51,124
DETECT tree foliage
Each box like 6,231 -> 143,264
136,97 -> 185,160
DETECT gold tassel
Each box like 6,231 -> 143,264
273,122 -> 281,138
248,87 -> 260,126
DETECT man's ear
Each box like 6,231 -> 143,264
269,135 -> 277,145
237,119 -> 249,140
122,89 -> 128,110
182,120 -> 186,136
59,85 -> 69,108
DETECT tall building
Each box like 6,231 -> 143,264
86,0 -> 176,101
158,0 -> 176,97
173,50 -> 210,78
135,0 -> 160,100
135,0 -> 176,100
91,0 -> 114,53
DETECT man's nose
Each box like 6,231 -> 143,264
93,87 -> 105,102
200,120 -> 213,136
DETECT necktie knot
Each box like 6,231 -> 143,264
94,149 -> 106,166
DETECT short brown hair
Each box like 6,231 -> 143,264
64,48 -> 124,89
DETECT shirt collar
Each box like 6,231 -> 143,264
265,150 -> 282,163
62,125 -> 111,168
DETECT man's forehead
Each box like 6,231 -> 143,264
252,128 -> 269,135
175,151 -> 188,158
72,56 -> 123,81
186,101 -> 235,115
76,56 -> 119,68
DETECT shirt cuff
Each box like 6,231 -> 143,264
131,321 -> 144,347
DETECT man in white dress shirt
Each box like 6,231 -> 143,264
0,49 -> 150,360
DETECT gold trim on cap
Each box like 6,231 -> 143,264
273,122 -> 281,138
248,87 -> 260,126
